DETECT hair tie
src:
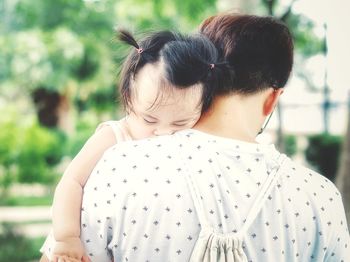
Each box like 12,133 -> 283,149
136,48 -> 143,54
209,63 -> 215,69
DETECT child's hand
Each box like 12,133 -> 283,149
52,237 -> 90,262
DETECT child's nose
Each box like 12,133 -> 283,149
153,128 -> 174,136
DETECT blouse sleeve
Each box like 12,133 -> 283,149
80,148 -> 116,261
324,186 -> 350,261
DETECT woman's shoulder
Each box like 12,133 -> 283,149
278,157 -> 343,217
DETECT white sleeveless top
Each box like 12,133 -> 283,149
96,119 -> 133,142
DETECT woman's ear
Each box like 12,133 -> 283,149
263,88 -> 284,116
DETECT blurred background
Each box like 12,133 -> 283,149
0,0 -> 349,260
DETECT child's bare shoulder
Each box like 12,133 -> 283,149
95,119 -> 132,143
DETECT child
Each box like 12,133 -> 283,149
40,30 -> 226,261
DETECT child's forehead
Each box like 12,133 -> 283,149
132,62 -> 203,109
133,61 -> 166,94
136,81 -> 202,111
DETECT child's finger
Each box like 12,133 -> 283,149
82,255 -> 91,262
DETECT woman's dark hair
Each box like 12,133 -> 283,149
199,13 -> 294,94
118,30 -> 226,112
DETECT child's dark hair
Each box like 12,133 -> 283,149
118,30 -> 227,112
200,14 -> 294,94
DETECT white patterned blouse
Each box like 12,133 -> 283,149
80,129 -> 350,262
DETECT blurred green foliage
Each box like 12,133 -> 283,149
0,0 -> 328,194
1,0 -> 217,93
0,116 -> 65,195
283,135 -> 297,157
286,13 -> 324,57
0,106 -> 101,194
0,120 -> 18,192
16,124 -> 65,184
260,0 -> 323,57
0,0 -> 218,194
305,134 -> 343,182
0,195 -> 53,206
0,223 -> 44,261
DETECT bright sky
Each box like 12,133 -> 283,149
294,0 -> 350,96
265,0 -> 350,136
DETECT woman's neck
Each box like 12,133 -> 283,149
194,94 -> 265,143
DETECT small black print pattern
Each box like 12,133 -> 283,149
76,129 -> 350,261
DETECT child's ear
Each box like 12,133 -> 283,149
263,88 -> 284,116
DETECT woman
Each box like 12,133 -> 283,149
45,13 -> 349,262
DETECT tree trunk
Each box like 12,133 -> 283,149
336,99 -> 350,227
276,102 -> 285,152
57,92 -> 75,135
31,87 -> 74,134
322,24 -> 330,134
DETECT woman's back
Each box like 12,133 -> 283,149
80,129 -> 349,261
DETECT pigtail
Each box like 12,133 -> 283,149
117,29 -> 140,49
209,60 -> 234,78
117,30 -> 178,111
208,58 -> 236,96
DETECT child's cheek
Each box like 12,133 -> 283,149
134,125 -> 155,140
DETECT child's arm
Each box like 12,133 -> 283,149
51,125 -> 118,260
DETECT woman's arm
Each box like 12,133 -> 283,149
51,126 -> 117,255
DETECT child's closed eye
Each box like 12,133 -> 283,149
143,118 -> 157,124
173,122 -> 188,127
